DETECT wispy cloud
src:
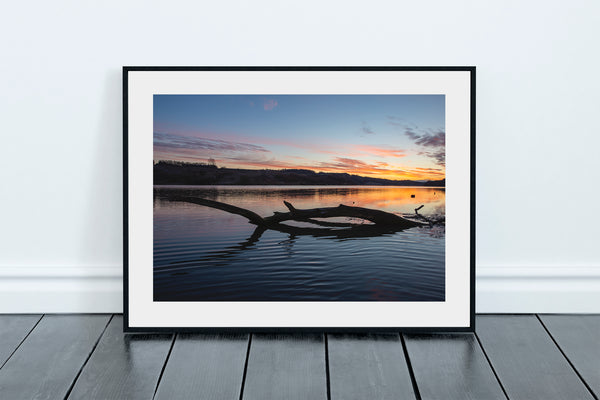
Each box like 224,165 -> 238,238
354,145 -> 407,158
312,157 -> 442,180
318,157 -> 370,170
263,99 -> 278,111
414,130 -> 445,148
217,156 -> 301,169
405,127 -> 420,140
153,132 -> 275,164
414,167 -> 443,172
153,128 -> 344,157
154,132 -> 269,153
385,115 -> 446,168
361,121 -> 375,135
315,157 -> 405,178
404,128 -> 445,166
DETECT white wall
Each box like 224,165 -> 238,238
1,0 -> 599,312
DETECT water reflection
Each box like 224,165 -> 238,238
154,185 -> 445,216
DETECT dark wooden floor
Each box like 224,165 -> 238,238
0,315 -> 598,399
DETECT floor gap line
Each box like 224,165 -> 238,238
63,314 -> 114,400
535,314 -> 598,400
0,314 -> 44,371
152,332 -> 177,400
474,331 -> 510,400
325,334 -> 331,400
238,333 -> 253,400
400,333 -> 422,400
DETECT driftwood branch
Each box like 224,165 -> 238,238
413,204 -> 445,225
280,201 -> 360,228
413,204 -> 430,223
266,202 -> 422,229
169,196 -> 424,239
169,196 -> 265,225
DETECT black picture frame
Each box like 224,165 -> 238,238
123,66 -> 475,333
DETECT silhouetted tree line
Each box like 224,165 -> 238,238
153,160 -> 445,187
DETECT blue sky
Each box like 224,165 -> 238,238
154,95 -> 445,180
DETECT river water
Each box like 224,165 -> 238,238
154,186 -> 445,301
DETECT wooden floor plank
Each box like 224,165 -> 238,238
476,315 -> 594,400
242,333 -> 327,400
0,314 -> 110,400
328,333 -> 416,400
66,315 -> 173,400
539,314 -> 600,398
0,314 -> 41,368
154,333 -> 249,400
404,333 -> 506,400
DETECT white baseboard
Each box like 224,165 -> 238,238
0,267 -> 123,313
476,266 -> 600,313
1,266 -> 599,314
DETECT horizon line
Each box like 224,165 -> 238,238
154,159 -> 446,182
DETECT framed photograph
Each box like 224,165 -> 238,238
124,67 -> 475,332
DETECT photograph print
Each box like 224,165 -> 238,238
153,94 -> 447,302
125,67 -> 474,330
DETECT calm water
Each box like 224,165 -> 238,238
154,186 -> 445,301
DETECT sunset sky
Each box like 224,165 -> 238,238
154,95 -> 445,181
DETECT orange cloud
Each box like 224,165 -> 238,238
311,157 -> 443,181
354,145 -> 407,158
221,155 -> 446,181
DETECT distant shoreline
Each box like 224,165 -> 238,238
153,184 -> 446,188
153,160 -> 445,187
